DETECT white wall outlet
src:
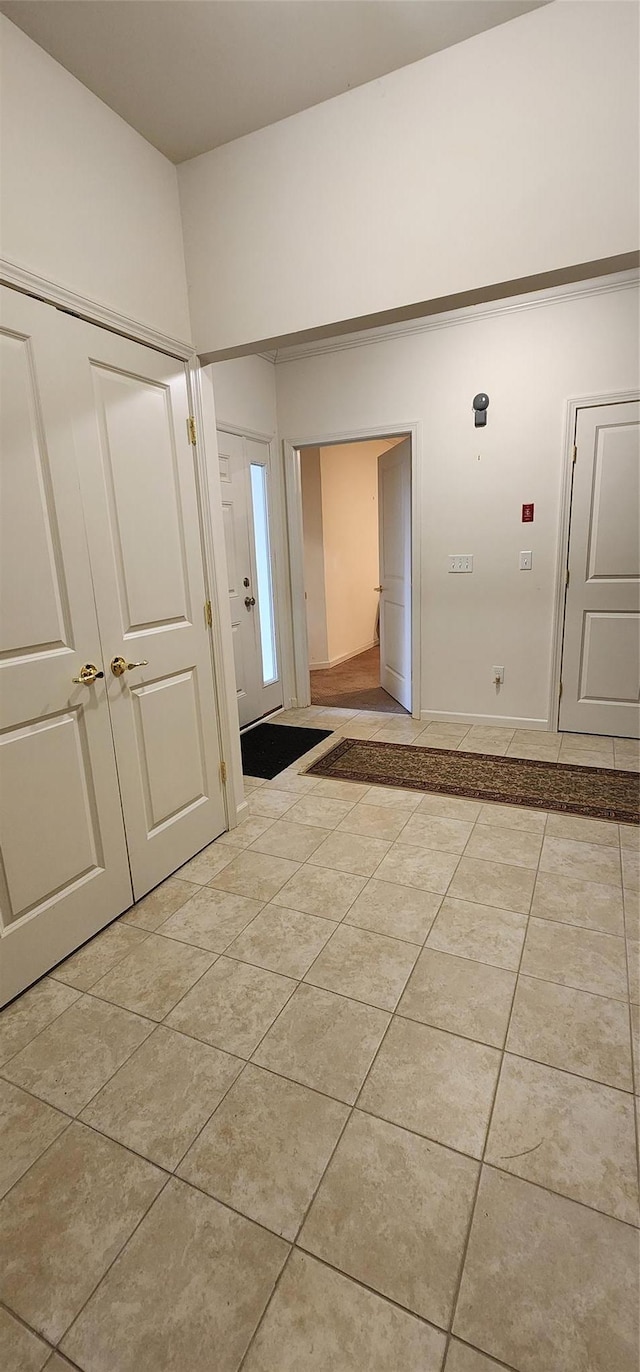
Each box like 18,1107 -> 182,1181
448,554 -> 473,573
493,665 -> 505,684
519,551 -> 533,570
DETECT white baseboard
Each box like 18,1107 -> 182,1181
420,710 -> 550,730
234,799 -> 250,823
310,640 -> 379,671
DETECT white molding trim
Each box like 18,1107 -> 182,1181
283,422 -> 422,719
421,710 -> 549,729
275,270 -> 639,364
0,257 -> 194,360
548,387 -> 640,733
310,641 -> 379,671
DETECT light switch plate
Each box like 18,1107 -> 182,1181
449,554 -> 473,573
519,551 -> 533,571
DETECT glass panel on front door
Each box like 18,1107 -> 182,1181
250,463 -> 278,686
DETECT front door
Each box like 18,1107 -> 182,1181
378,438 -> 412,711
66,316 -> 227,897
217,428 -> 283,727
0,289 -> 132,1004
560,400 -> 640,738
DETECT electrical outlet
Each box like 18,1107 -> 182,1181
519,551 -> 533,571
493,665 -> 505,684
448,554 -> 473,573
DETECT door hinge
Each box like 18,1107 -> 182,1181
572,444 -> 577,464
220,760 -> 228,784
204,600 -> 212,628
559,680 -> 563,700
187,416 -> 197,446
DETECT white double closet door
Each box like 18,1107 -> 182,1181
1,288 -> 225,1005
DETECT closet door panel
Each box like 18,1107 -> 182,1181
64,319 -> 226,897
0,289 -> 133,1006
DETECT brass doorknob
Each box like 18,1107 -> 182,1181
72,663 -> 104,685
244,596 -> 256,608
111,656 -> 149,676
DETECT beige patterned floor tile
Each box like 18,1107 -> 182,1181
285,796 -> 357,830
299,1110 -> 478,1327
166,957 -> 295,1057
505,741 -> 561,762
120,875 -> 199,928
464,727 -> 515,748
446,857 -> 535,915
359,1016 -> 500,1157
421,723 -> 471,745
215,815 -> 277,852
243,774 -> 266,790
247,788 -> 299,819
157,887 -> 263,953
81,1025 -> 242,1170
263,771 -> 318,793
312,779 -> 370,803
0,1122 -> 164,1345
178,1064 -> 348,1239
249,819 -> 331,861
361,784 -> 423,811
242,1250 -> 446,1372
49,922 -> 149,991
624,888 -> 640,941
628,938 -> 639,1002
271,863 -> 366,919
507,974 -> 633,1090
416,794 -> 482,822
2,996 -> 153,1115
445,1340 -> 508,1372
559,733 -> 614,756
400,813 -> 474,854
90,934 -> 215,1021
558,746 -> 615,768
531,870 -> 624,936
521,918 -> 628,999
374,842 -> 460,894
398,948 -> 516,1048
0,980 -> 81,1068
486,1054 -> 639,1223
545,812 -> 620,846
174,843 -> 235,884
0,1306 -> 50,1372
60,1178 -> 288,1372
477,803 -> 546,833
631,1003 -> 639,1085
620,824 -> 640,850
344,878 -> 441,943
460,741 -> 511,757
227,905 -> 338,978
454,1167 -> 639,1372
307,830 -> 390,877
622,846 -> 640,892
252,983 -> 390,1104
540,835 -> 621,886
0,1079 -> 68,1200
304,924 -> 419,1011
337,802 -> 411,842
426,896 -> 526,971
464,824 -> 543,870
209,850 -> 300,901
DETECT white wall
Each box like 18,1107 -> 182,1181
179,2 -> 639,356
276,277 -> 640,727
318,442 -> 381,665
300,449 -> 329,666
0,16 -> 191,341
207,355 -> 278,434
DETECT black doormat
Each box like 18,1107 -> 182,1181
241,722 -> 333,780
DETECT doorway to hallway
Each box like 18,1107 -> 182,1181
295,432 -> 413,714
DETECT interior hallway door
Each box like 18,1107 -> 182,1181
378,438 -> 412,710
560,400 -> 639,737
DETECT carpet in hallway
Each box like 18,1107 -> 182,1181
310,646 -> 406,713
306,737 -> 639,823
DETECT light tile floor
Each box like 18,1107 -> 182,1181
1,712 -> 639,1372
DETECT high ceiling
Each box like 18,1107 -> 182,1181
1,0 -> 549,163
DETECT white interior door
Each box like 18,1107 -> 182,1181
0,289 -> 132,1005
560,400 -> 640,738
218,428 -> 283,727
65,317 -> 227,898
378,438 -> 412,710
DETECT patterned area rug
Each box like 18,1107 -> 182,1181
306,738 -> 640,824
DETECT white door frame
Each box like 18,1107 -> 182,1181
1,260 -> 243,831
549,387 -> 640,732
282,422 -> 422,719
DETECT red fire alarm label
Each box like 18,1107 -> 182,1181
522,503 -> 534,523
